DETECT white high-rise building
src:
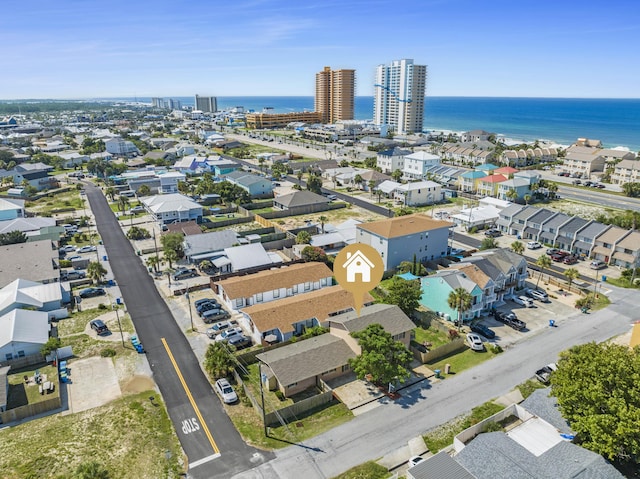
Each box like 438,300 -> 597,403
373,59 -> 427,134
194,95 -> 217,113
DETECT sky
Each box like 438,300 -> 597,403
2,0 -> 639,99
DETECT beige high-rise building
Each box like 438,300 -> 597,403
315,66 -> 355,124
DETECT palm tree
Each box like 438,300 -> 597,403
87,261 -> 107,284
318,215 -> 328,234
564,267 -> 580,291
163,249 -> 178,269
505,188 -> 518,202
524,194 -> 532,205
137,184 -> 151,197
105,186 -> 117,202
447,287 -> 474,330
258,157 -> 266,173
117,195 -> 130,214
353,174 -> 364,190
368,180 -> 376,196
198,259 -> 213,273
145,256 -> 160,274
547,183 -> 558,199
511,240 -> 525,255
391,169 -> 403,183
536,254 -> 552,289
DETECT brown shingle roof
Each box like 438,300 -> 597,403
217,262 -> 332,300
243,285 -> 373,334
357,213 -> 452,239
594,226 -> 628,245
450,263 -> 492,289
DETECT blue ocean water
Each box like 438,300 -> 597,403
127,96 -> 640,151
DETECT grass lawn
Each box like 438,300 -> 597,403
330,462 -> 391,479
423,401 -> 505,453
0,391 -> 184,479
413,326 -> 449,349
249,206 -> 275,215
56,307 -> 134,337
7,365 -> 59,409
26,190 -> 84,215
59,332 -> 136,359
517,379 -> 548,399
427,347 -> 499,378
227,393 -> 352,450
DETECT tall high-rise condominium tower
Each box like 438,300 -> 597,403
315,66 -> 356,124
194,95 -> 217,113
373,59 -> 427,134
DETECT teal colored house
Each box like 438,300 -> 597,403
475,163 -> 499,173
459,170 -> 486,192
420,270 -> 484,323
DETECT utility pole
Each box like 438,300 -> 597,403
114,301 -> 125,347
258,361 -> 268,437
185,287 -> 194,331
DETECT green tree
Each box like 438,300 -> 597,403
368,180 -> 376,196
348,323 -> 413,387
163,249 -> 179,269
536,254 -> 552,289
104,186 -> 117,202
391,169 -> 403,182
523,194 -> 532,205
74,461 -> 110,479
177,180 -> 191,195
117,195 -> 130,214
137,184 -> 151,196
547,182 -> 558,199
198,259 -> 213,273
160,231 -> 185,259
621,182 -> 640,198
41,337 -> 61,356
511,240 -> 525,255
480,237 -> 498,250
203,342 -> 237,380
296,230 -> 312,244
384,277 -> 421,316
306,173 -> 323,194
0,230 -> 28,246
145,255 -> 160,274
318,215 -> 328,234
505,188 -> 518,202
563,267 -> 580,290
353,174 -> 364,190
87,261 -> 107,284
447,287 -> 473,328
258,157 -> 266,173
126,226 -> 150,240
301,245 -> 328,264
551,342 -> 640,462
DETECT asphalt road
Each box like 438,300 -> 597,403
84,182 -> 273,479
557,185 -> 640,212
234,284 -> 637,479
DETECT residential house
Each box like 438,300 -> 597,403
563,150 -> 605,178
611,159 -> 640,185
376,147 -> 411,174
357,169 -> 391,191
90,151 -> 113,162
140,193 -> 203,224
356,213 -> 453,271
176,143 -> 196,157
420,270 -> 484,322
424,164 -> 465,187
452,389 -> 624,479
212,243 -> 281,274
461,129 -> 493,143
554,217 -> 589,252
273,190 -> 330,211
143,150 -> 175,164
0,217 -> 60,241
0,309 -> 51,362
514,170 -> 541,185
208,156 -> 240,176
459,170 -> 486,192
574,138 -> 602,148
173,155 -> 208,173
458,249 -> 527,300
158,171 -> 185,194
442,146 -> 494,166
610,230 -> 640,268
508,206 -> 538,238
591,226 -> 629,264
538,212 -> 572,247
449,263 -> 497,312
224,171 -> 273,198
450,205 -> 500,231
501,147 -> 558,167
394,180 -> 442,206
216,262 -> 333,311
478,197 -> 511,211
476,174 -> 507,197
407,451 -> 475,479
571,221 -> 609,258
256,303 -> 414,398
183,230 -> 238,263
493,166 -> 518,177
311,219 -> 362,252
519,208 -> 557,241
0,240 -> 59,288
0,279 -> 68,319
240,285 -> 372,345
402,151 -> 441,179
104,137 -> 139,157
0,198 -> 25,220
458,256 -> 510,304
57,151 -> 89,168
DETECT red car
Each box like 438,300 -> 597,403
563,255 -> 578,265
551,253 -> 566,262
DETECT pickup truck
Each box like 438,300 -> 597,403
535,363 -> 557,383
493,311 -> 527,331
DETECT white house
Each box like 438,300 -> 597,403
0,279 -> 68,319
402,151 -> 441,179
158,171 -> 185,194
140,193 -> 203,224
105,138 -> 139,157
0,309 -> 51,361
394,180 -> 442,206
376,147 -> 411,174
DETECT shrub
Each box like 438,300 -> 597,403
274,390 -> 285,401
59,259 -> 72,268
98,303 -> 107,310
100,348 -> 116,357
488,343 -> 503,354
448,329 -> 460,340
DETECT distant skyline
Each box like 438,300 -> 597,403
3,0 -> 640,100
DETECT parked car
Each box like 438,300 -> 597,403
546,248 -> 560,256
408,456 -> 425,468
513,296 -> 534,308
526,241 -> 542,250
61,270 -> 86,281
551,252 -> 568,262
90,319 -> 110,335
484,229 -> 501,238
202,309 -> 231,324
526,289 -> 549,302
173,268 -> 198,281
79,287 -> 106,298
206,320 -> 239,338
563,255 -> 578,265
129,206 -> 146,214
466,333 -> 484,351
60,245 -> 77,253
214,378 -> 238,404
595,184 -> 606,189
572,179 -> 582,185
227,335 -> 252,350
535,363 -> 557,384
194,297 -> 217,308
590,260 -> 607,270
506,315 -> 527,331
77,245 -> 97,253
470,322 -> 496,339
196,300 -> 221,314
215,327 -> 243,342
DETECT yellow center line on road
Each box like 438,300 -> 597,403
161,337 -> 220,455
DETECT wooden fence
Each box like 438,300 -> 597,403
1,395 -> 61,424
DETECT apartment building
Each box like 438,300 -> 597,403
374,58 -> 427,134
245,111 -> 322,129
194,95 -> 217,113
315,66 -> 355,124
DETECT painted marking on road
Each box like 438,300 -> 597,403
189,453 -> 222,469
161,338 -> 220,458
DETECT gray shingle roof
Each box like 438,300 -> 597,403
328,304 -> 415,337
409,451 -> 476,479
183,230 -> 238,257
274,190 -> 329,208
558,217 -> 589,235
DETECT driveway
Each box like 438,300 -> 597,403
66,357 -> 121,413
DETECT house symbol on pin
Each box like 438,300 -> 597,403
342,250 -> 375,283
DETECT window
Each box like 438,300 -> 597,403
5,353 -> 12,361
304,282 -> 311,291
17,351 -> 25,358
256,293 -> 263,302
235,298 -> 243,308
273,289 -> 280,298
292,285 -> 298,293
288,382 -> 298,388
320,278 -> 327,286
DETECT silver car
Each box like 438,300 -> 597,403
214,378 -> 238,404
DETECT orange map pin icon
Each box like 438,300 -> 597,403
334,243 -> 384,315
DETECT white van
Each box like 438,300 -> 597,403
526,241 -> 542,249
